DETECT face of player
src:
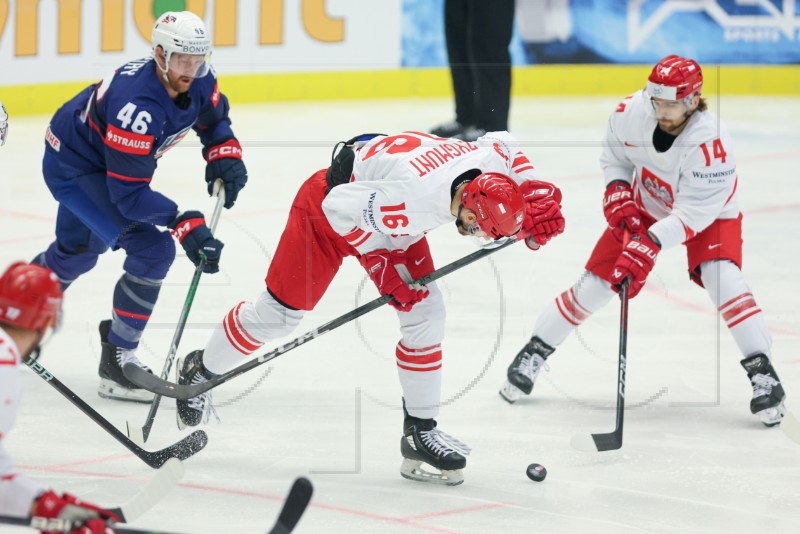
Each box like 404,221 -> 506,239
167,53 -> 207,90
651,95 -> 698,134
455,207 -> 489,238
156,49 -> 207,93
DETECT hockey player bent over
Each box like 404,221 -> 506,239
0,263 -> 120,532
500,55 -> 786,427
31,12 -> 247,403
175,131 -> 565,485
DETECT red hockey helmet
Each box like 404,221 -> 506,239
0,262 -> 63,332
646,55 -> 703,100
460,172 -> 525,239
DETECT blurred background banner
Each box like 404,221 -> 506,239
1,0 -> 798,113
0,0 -> 403,85
404,0 -> 800,66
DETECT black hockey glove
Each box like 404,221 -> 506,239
169,211 -> 224,273
204,137 -> 247,209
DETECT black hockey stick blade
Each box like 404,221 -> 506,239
23,356 -> 208,468
570,430 -> 622,452
570,278 -> 629,453
123,239 -> 517,400
268,477 -> 314,534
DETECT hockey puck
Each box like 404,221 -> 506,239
526,463 -> 547,482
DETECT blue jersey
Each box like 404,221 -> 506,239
46,57 -> 235,226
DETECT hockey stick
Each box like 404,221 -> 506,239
0,457 -> 184,531
570,277 -> 630,452
267,477 -> 314,534
136,180 -> 226,443
24,356 -> 208,468
123,239 -> 518,399
781,409 -> 800,446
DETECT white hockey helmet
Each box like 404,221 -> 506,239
152,11 -> 212,78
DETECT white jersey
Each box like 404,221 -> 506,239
322,131 -> 540,253
0,328 -> 41,517
600,90 -> 739,250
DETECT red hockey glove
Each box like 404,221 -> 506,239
611,232 -> 660,298
358,249 -> 429,312
520,179 -> 562,205
603,180 -> 642,242
204,137 -> 247,209
33,491 -> 119,534
517,180 -> 565,249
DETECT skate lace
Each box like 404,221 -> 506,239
751,373 -> 779,398
117,349 -> 152,374
515,352 -> 548,380
187,373 -> 220,424
419,429 -> 472,458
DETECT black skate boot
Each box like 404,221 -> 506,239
400,408 -> 471,486
97,320 -> 154,403
430,120 -> 466,139
741,353 -> 786,427
499,336 -> 555,404
176,350 -> 218,428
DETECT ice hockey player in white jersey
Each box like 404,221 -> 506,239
0,263 -> 120,532
500,55 -> 786,428
173,130 -> 565,485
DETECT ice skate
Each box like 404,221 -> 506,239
430,120 -> 465,139
176,350 -> 218,429
499,336 -> 554,404
741,353 -> 786,427
400,416 -> 471,486
97,320 -> 154,403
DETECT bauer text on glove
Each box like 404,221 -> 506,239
603,180 -> 642,242
610,232 -> 660,298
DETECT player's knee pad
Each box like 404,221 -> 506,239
699,260 -> 751,307
573,271 -> 617,312
34,241 -> 104,288
248,290 -> 305,341
122,228 -> 176,280
398,283 -> 446,347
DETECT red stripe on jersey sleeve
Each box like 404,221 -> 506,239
107,171 -> 152,183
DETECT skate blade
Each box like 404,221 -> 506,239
758,402 -> 786,427
499,380 -> 523,404
400,459 -> 464,486
98,379 -> 154,404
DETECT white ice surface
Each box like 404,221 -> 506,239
1,95 -> 798,533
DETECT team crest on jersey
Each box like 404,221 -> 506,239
641,167 -> 674,208
155,123 -> 194,158
105,124 -> 153,155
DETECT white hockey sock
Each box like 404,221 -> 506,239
700,260 -> 772,358
204,291 -> 304,374
534,271 -> 616,347
396,283 -> 445,420
396,342 -> 443,420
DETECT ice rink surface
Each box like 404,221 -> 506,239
1,95 -> 798,533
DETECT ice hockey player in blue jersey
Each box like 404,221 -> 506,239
32,11 -> 248,403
